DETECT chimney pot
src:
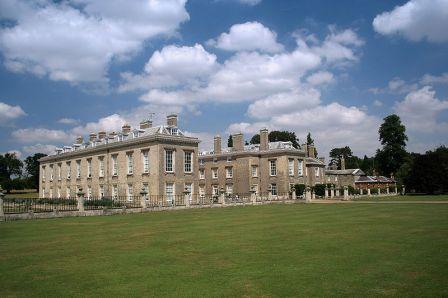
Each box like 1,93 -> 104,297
167,114 -> 178,127
89,133 -> 97,142
340,155 -> 346,170
75,136 -> 84,144
260,128 -> 269,151
98,131 -> 107,140
214,135 -> 222,154
122,124 -> 131,135
232,133 -> 244,151
140,120 -> 152,129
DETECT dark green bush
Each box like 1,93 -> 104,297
314,184 -> 326,197
294,184 -> 305,196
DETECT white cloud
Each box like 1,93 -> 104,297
421,73 -> 448,85
247,87 -> 321,119
119,44 -> 217,92
22,144 -> 58,156
0,0 -> 189,85
207,21 -> 284,53
373,0 -> 448,42
57,118 -> 80,125
1,150 -> 22,159
394,86 -> 448,132
306,71 -> 334,86
0,102 -> 26,125
236,0 -> 262,5
12,128 -> 72,143
369,77 -> 418,94
373,100 -> 383,107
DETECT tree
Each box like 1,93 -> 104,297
250,131 -> 300,148
0,153 -> 23,193
24,153 -> 47,189
306,132 -> 314,145
227,135 -> 233,148
375,114 -> 408,176
329,146 -> 353,168
404,146 -> 448,194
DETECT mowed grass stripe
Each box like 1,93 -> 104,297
1,203 -> 447,297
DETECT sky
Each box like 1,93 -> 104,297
0,0 -> 447,160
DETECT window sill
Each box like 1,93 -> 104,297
142,172 -> 150,175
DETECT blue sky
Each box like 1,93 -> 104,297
1,0 -> 447,159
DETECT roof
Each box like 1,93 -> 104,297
40,124 -> 199,161
306,157 -> 326,167
355,175 -> 395,183
199,141 -> 302,156
325,168 -> 365,176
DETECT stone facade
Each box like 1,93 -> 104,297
39,115 -> 199,199
198,129 -> 326,196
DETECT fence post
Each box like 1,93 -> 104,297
0,186 -> 5,220
305,186 -> 312,203
77,188 -> 85,212
343,186 -> 349,200
250,188 -> 257,204
183,187 -> 191,208
140,188 -> 148,210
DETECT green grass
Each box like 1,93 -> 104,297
4,191 -> 38,199
354,194 -> 448,201
1,203 -> 447,297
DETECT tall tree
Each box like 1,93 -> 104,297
329,146 -> 353,168
250,131 -> 299,148
375,114 -> 408,176
227,135 -> 233,148
306,132 -> 314,145
24,153 -> 47,189
0,153 -> 23,193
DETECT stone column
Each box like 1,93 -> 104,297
77,188 -> 85,212
183,187 -> 191,208
140,188 -> 148,209
324,187 -> 329,199
0,186 -> 5,220
402,185 -> 406,195
335,188 -> 340,197
219,187 -> 226,205
377,188 -> 381,195
305,186 -> 312,203
268,185 -> 273,200
343,186 -> 349,200
367,188 -> 371,196
394,186 -> 398,195
312,190 -> 315,200
250,189 -> 257,204
330,186 -> 334,198
291,187 -> 297,200
386,187 -> 390,195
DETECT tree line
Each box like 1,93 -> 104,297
0,153 -> 46,193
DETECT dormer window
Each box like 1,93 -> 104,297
170,128 -> 178,135
133,131 -> 139,138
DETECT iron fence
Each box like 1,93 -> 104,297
3,198 -> 78,214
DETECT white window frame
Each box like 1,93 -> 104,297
226,184 -> 233,195
87,159 -> 92,178
199,169 -> 205,179
42,166 -> 46,182
66,162 -> 71,179
57,187 -> 61,198
49,188 -> 53,198
252,165 -> 258,177
99,185 -> 105,198
288,159 -> 294,176
127,184 -> 134,201
57,164 -> 61,180
252,184 -> 259,195
76,160 -> 81,178
271,183 -> 277,196
184,151 -> 192,173
226,167 -> 233,178
112,184 -> 118,199
112,155 -> 118,176
165,183 -> 175,202
87,186 -> 92,199
142,150 -> 149,173
50,165 -> 54,181
127,153 -> 133,175
66,187 -> 71,199
298,160 -> 303,176
99,157 -> 104,177
165,150 -> 174,173
142,183 -> 149,200
315,167 -> 320,177
212,185 -> 219,196
199,185 -> 205,198
212,168 -> 218,179
269,160 -> 277,176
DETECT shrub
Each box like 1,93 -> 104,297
294,184 -> 305,196
348,185 -> 359,195
314,184 -> 326,197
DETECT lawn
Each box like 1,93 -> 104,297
354,194 -> 448,201
1,203 -> 447,297
4,190 -> 38,199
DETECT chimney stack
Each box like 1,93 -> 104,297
122,124 -> 131,135
108,132 -> 117,139
214,135 -> 222,154
232,133 -> 244,151
340,155 -> 346,170
307,144 -> 316,158
98,131 -> 107,140
75,136 -> 84,144
139,120 -> 152,129
167,114 -> 178,127
89,133 -> 97,142
260,128 -> 269,151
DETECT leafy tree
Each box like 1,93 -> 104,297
306,132 -> 314,145
329,146 -> 353,168
375,114 -> 408,176
0,153 -> 23,193
404,146 -> 448,194
24,153 -> 47,189
250,131 -> 300,149
227,135 -> 233,148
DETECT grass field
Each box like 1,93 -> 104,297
1,203 -> 447,297
354,194 -> 448,201
4,190 -> 38,199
